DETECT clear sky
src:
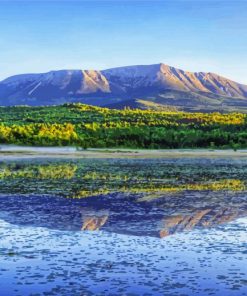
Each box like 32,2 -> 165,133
0,0 -> 246,83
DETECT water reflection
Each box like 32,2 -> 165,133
0,190 -> 246,238
0,158 -> 246,237
81,209 -> 109,231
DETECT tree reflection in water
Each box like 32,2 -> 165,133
0,158 -> 246,237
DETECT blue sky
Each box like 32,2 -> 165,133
0,0 -> 246,83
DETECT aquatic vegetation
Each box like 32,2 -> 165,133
137,179 -> 245,202
0,163 -> 77,179
0,159 -> 246,199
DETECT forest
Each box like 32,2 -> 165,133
0,103 -> 247,149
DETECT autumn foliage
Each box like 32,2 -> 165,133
0,103 -> 247,148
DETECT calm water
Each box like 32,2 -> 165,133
0,157 -> 246,295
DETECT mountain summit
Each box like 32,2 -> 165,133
1,63 -> 247,111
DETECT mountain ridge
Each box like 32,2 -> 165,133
1,63 -> 247,111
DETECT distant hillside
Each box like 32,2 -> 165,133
1,63 -> 247,112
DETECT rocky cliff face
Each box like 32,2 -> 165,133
103,63 -> 247,97
1,63 -> 247,111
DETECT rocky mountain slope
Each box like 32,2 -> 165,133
1,63 -> 247,111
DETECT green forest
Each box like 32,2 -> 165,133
0,103 -> 247,149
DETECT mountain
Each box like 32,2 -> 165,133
1,63 -> 247,111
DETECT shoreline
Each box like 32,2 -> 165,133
1,145 -> 247,159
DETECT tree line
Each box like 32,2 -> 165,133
0,103 -> 247,149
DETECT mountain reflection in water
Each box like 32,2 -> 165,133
0,158 -> 246,238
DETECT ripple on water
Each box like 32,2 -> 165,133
0,218 -> 246,296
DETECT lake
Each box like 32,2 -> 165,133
0,157 -> 246,295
